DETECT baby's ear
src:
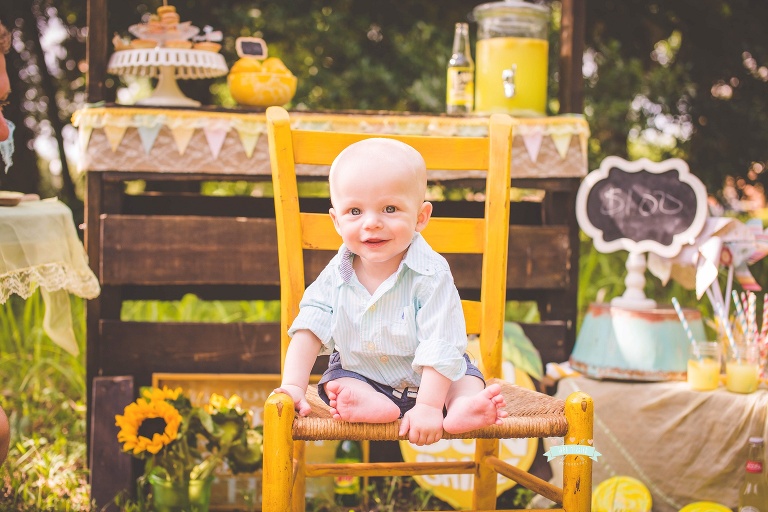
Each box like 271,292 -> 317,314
329,207 -> 342,235
415,201 -> 433,232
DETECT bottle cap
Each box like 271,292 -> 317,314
749,437 -> 764,444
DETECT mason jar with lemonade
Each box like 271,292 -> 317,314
472,1 -> 550,116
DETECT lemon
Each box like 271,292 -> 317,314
262,57 -> 291,74
592,476 -> 652,512
230,58 -> 263,74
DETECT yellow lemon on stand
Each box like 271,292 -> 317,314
592,476 -> 652,512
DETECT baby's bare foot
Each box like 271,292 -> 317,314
325,380 -> 400,423
443,383 -> 507,434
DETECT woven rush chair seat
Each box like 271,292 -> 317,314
293,378 -> 568,441
262,106 -> 593,511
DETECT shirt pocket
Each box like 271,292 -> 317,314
388,305 -> 417,355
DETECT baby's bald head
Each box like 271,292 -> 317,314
329,138 -> 427,209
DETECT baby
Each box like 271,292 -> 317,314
275,138 -> 507,446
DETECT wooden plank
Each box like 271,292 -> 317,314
519,321 -> 569,367
98,321 -> 284,377
99,216 -> 570,289
99,215 -> 281,285
85,0 -> 108,103
558,0 -> 586,114
89,376 -> 134,511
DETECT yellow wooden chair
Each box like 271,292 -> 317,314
263,105 -> 593,512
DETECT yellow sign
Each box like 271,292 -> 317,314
399,362 -> 537,509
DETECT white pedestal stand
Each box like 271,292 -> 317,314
108,48 -> 228,107
610,251 -> 657,309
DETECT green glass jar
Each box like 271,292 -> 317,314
148,473 -> 214,512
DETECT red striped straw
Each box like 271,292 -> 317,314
748,291 -> 757,345
760,293 -> 768,344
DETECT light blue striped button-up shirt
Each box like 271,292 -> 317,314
288,233 -> 468,388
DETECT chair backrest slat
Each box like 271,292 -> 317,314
292,130 -> 490,170
268,106 -> 514,379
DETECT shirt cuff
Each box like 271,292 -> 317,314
287,308 -> 334,354
412,340 -> 467,381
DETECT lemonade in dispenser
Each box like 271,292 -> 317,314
473,1 -> 550,116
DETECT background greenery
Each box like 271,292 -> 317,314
0,0 -> 766,510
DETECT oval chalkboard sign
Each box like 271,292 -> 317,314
576,157 -> 707,258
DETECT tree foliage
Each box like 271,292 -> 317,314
0,0 -> 766,207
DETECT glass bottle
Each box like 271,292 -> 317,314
446,22 -> 474,114
334,439 -> 362,507
740,437 -> 768,512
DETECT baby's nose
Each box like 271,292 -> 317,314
362,212 -> 382,228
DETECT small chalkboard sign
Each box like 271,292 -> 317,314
235,37 -> 268,60
576,156 -> 707,259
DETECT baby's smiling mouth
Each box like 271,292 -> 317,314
363,238 -> 387,246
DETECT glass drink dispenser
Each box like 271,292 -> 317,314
473,1 -> 550,116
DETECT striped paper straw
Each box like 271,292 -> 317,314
732,290 -> 749,340
672,297 -> 699,358
715,300 -> 738,351
760,293 -> 768,343
748,291 -> 757,345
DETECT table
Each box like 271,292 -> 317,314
0,198 -> 101,355
551,376 -> 768,511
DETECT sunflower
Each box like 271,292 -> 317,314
141,385 -> 182,402
204,393 -> 244,414
115,398 -> 182,455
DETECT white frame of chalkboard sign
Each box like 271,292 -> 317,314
235,37 -> 268,60
575,156 -> 708,259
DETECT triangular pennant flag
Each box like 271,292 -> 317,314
137,124 -> 163,154
103,125 -> 128,152
203,123 -> 229,159
522,129 -> 544,162
237,131 -> 260,159
78,126 -> 93,156
551,132 -> 573,160
170,126 -> 196,155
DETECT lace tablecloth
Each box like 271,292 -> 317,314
0,198 -> 101,355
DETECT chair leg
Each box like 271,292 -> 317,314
264,393 -> 296,512
473,438 -> 499,510
291,440 -> 306,512
562,391 -> 593,512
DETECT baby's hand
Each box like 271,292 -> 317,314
398,403 -> 444,445
273,385 -> 311,417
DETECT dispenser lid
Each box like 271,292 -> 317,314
472,0 -> 549,22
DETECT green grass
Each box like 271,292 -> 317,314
0,291 -> 90,511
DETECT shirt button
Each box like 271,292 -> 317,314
369,304 -> 376,311
366,342 -> 375,350
400,381 -> 409,388
380,355 -> 389,363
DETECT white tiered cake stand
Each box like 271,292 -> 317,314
108,48 -> 228,107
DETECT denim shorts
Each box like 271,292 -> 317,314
317,352 -> 485,418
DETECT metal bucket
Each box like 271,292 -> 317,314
570,303 -> 707,381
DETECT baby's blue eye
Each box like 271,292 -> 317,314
384,205 -> 396,213
350,208 -> 361,215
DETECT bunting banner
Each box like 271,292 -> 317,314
71,107 -> 591,172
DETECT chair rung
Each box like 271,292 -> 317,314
305,460 -> 474,478
483,455 -> 563,505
